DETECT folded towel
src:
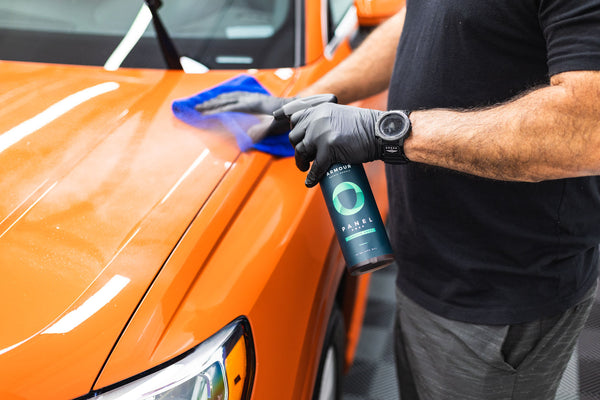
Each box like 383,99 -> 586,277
171,74 -> 294,157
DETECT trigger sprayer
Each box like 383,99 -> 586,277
274,95 -> 394,275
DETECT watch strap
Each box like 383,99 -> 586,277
378,137 -> 409,164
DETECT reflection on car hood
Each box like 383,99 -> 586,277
0,61 -> 296,399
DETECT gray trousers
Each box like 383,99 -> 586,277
394,281 -> 597,400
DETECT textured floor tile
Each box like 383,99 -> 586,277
344,267 -> 600,400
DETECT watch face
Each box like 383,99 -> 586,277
377,111 -> 410,141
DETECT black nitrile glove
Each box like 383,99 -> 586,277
289,103 -> 382,187
195,91 -> 292,114
195,92 -> 296,140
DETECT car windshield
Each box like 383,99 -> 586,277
0,0 -> 296,70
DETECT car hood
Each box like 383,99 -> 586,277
0,61 -> 297,399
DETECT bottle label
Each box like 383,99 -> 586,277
332,181 -> 364,215
321,163 -> 393,268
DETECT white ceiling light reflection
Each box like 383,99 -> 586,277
180,56 -> 209,74
275,68 -> 294,80
104,4 -> 152,71
0,82 -> 120,155
160,149 -> 210,204
43,275 -> 130,335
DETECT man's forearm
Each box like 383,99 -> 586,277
299,8 -> 406,104
405,71 -> 600,182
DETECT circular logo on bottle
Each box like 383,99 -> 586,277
332,181 -> 365,216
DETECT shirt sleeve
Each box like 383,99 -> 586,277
539,0 -> 600,75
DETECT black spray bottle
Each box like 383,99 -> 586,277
274,95 -> 394,275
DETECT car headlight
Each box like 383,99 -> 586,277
93,318 -> 254,400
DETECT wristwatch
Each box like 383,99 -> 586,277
375,110 -> 411,164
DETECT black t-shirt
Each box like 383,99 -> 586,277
387,0 -> 600,324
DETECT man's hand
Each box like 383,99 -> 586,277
289,103 -> 382,187
195,91 -> 292,115
195,92 -> 296,139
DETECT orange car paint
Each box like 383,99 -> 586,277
304,0 -> 325,66
356,0 -> 405,26
0,1 -> 396,399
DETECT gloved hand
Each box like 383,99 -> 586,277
195,91 -> 296,140
289,103 -> 382,187
194,91 -> 293,115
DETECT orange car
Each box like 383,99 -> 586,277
0,1 -> 401,399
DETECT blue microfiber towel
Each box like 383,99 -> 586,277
171,74 -> 294,157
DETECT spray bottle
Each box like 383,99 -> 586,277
274,95 -> 394,275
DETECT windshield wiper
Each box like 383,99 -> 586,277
144,0 -> 183,70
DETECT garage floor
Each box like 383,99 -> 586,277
342,263 -> 600,400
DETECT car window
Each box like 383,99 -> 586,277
0,0 -> 296,70
329,0 -> 354,28
328,0 -> 354,39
